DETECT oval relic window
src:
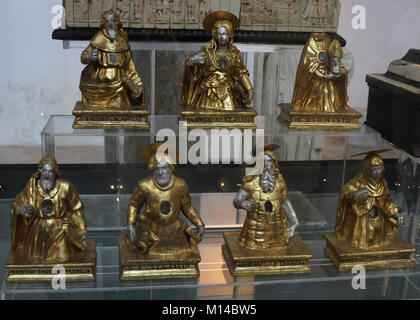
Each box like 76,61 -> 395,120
42,199 -> 54,215
160,201 -> 171,215
264,200 -> 273,213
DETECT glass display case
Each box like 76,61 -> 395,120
2,1 -> 420,300
1,113 -> 419,300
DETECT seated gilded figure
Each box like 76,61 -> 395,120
126,143 -> 205,255
79,10 -> 144,108
324,150 -> 416,271
292,33 -> 348,113
222,145 -> 312,275
10,157 -> 88,263
335,151 -> 402,249
279,32 -> 362,130
181,11 -> 253,111
233,146 -> 299,249
119,143 -> 205,279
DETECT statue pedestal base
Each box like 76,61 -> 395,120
5,240 -> 97,282
118,235 -> 201,280
324,233 -> 416,272
278,103 -> 362,130
72,101 -> 150,129
222,232 -> 312,276
180,106 -> 257,130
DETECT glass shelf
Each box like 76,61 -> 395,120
41,115 -> 380,138
1,231 -> 419,300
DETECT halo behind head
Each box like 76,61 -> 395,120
203,11 -> 239,33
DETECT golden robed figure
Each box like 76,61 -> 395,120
279,33 -> 362,130
5,157 -> 96,282
222,145 -> 312,276
119,143 -> 205,280
325,151 -> 416,271
180,11 -> 257,129
73,10 -> 149,129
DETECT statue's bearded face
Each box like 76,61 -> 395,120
104,14 -> 118,39
370,165 -> 384,180
260,156 -> 276,193
215,26 -> 229,47
40,163 -> 56,192
153,162 -> 172,187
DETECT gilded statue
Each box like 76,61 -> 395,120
181,11 -> 253,111
79,10 -> 144,108
335,151 -> 401,249
324,150 -> 416,271
119,143 -> 205,279
279,32 -> 362,130
10,157 -> 88,263
292,33 -> 348,112
223,145 -> 312,275
125,143 -> 205,256
233,146 -> 299,249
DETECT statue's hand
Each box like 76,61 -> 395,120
80,232 -> 88,248
241,199 -> 257,212
87,49 -> 98,63
132,86 -> 143,98
355,189 -> 369,201
247,90 -> 254,105
287,225 -> 297,238
18,204 -> 33,218
391,204 -> 401,216
189,52 -> 206,65
127,224 -> 136,244
197,226 -> 205,239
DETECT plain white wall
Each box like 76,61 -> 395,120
1,0 -> 419,146
337,0 -> 420,112
0,0 -> 82,146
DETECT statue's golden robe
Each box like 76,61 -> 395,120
239,173 -> 290,249
127,175 -> 204,254
80,29 -> 144,108
182,43 -> 252,111
335,166 -> 399,250
292,34 -> 348,112
11,177 -> 87,262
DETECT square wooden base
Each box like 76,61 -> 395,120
72,101 -> 150,129
222,232 -> 312,276
324,233 -> 416,272
5,240 -> 97,282
278,103 -> 362,130
180,106 -> 258,130
118,235 -> 201,280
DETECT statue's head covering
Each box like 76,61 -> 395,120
34,156 -> 61,178
253,144 -> 281,176
362,152 -> 385,179
100,9 -> 123,29
328,39 -> 343,58
140,143 -> 179,172
351,149 -> 390,182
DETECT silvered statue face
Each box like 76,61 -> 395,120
215,26 -> 229,47
260,155 -> 276,193
104,14 -> 118,39
330,57 -> 341,75
153,162 -> 172,187
40,163 -> 56,191
370,165 -> 384,180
